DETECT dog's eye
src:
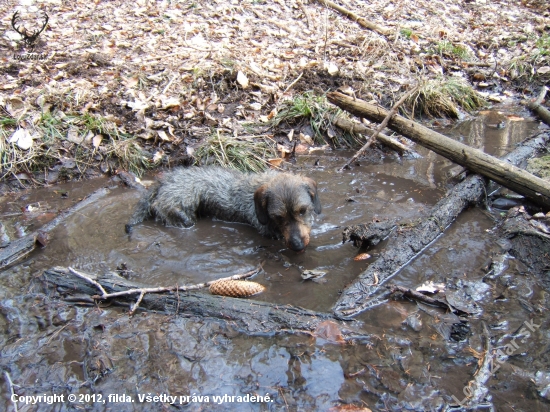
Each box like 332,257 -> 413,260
299,207 -> 307,216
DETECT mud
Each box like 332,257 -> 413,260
1,111 -> 549,411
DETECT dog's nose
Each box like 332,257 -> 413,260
288,236 -> 307,252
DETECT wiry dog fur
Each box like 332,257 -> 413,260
126,166 -> 322,252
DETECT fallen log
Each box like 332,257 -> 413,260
0,188 -> 110,271
339,85 -> 419,171
42,267 -> 368,340
333,132 -> 550,318
331,116 -> 417,157
527,86 -> 550,127
327,91 -> 550,209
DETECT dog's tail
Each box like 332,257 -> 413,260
125,184 -> 159,233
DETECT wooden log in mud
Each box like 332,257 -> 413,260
42,267 -> 367,340
332,112 -> 418,157
333,132 -> 550,318
0,188 -> 110,271
527,86 -> 550,127
327,91 -> 550,209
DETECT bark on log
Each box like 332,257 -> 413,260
332,113 -> 418,157
327,92 -> 550,209
0,188 -> 110,271
527,86 -> 550,127
333,132 -> 550,318
42,267 -> 368,339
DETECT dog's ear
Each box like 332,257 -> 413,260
254,184 -> 270,225
303,177 -> 322,214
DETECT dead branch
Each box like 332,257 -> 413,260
336,86 -> 419,170
3,371 -> 18,412
0,188 -> 110,271
527,86 -> 550,127
328,91 -> 550,209
452,322 -> 493,408
42,267 -> 370,340
389,284 -> 455,312
78,267 -> 261,300
332,132 -> 550,318
331,116 -> 418,157
316,0 -> 391,36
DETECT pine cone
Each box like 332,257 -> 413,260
209,280 -> 265,297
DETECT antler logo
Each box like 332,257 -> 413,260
11,10 -> 49,50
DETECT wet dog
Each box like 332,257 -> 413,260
125,166 -> 322,252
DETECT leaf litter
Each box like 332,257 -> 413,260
0,0 -> 549,189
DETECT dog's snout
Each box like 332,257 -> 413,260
288,234 -> 308,252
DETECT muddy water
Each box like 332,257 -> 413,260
1,111 -> 549,411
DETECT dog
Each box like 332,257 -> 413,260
125,166 -> 322,252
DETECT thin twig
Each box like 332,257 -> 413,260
68,267 -> 108,298
129,290 -> 146,316
4,371 -> 19,412
338,85 -> 419,171
316,0 -> 391,36
84,268 -> 260,300
296,0 -> 311,29
161,74 -> 177,95
282,72 -> 303,95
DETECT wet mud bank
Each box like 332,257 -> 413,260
1,112 -> 550,411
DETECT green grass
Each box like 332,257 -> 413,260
433,40 -> 470,60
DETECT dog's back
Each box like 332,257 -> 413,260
126,166 -> 321,252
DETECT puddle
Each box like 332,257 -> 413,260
0,111 -> 548,411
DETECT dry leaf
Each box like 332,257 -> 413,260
152,150 -> 164,163
237,71 -> 249,88
325,62 -> 339,76
299,132 -> 314,145
268,158 -> 284,167
9,128 -> 33,150
124,75 -> 139,88
67,127 -> 83,144
157,130 -> 171,141
314,320 -> 345,344
354,253 -> 371,261
92,135 -> 103,148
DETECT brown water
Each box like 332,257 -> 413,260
1,111 -> 548,411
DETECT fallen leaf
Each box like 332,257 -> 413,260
237,71 -> 249,88
314,320 -> 345,344
354,253 -> 371,261
92,135 -> 103,148
268,158 -> 283,167
67,127 -> 83,144
537,66 -> 550,75
9,128 -> 33,150
325,62 -> 339,76
287,129 -> 294,142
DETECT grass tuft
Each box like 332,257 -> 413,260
271,92 -> 362,148
193,132 -> 278,173
406,78 -> 485,118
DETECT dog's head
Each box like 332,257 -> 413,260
254,174 -> 321,252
